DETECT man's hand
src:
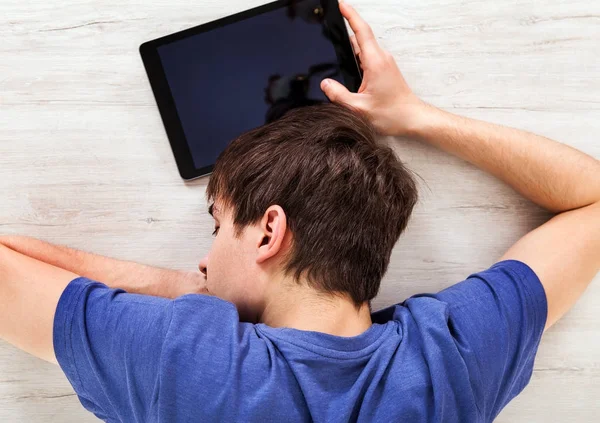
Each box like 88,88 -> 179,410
320,2 -> 430,137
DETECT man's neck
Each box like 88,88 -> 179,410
259,282 -> 372,337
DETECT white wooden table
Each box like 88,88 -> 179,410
1,0 -> 598,421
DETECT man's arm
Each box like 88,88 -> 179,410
0,236 -> 207,363
406,106 -> 600,213
0,236 -> 207,299
409,107 -> 600,331
321,2 -> 600,331
0,244 -> 78,364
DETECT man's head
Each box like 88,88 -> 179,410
199,104 -> 418,322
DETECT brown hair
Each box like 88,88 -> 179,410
206,104 -> 418,306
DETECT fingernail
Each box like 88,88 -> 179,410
322,79 -> 330,88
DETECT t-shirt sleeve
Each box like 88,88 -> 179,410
53,277 -> 174,422
431,259 -> 548,420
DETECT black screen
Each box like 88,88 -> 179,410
157,0 -> 344,170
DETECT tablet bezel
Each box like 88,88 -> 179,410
140,0 -> 363,180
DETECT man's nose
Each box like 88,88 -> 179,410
198,258 -> 208,276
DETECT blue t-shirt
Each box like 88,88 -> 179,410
53,259 -> 547,422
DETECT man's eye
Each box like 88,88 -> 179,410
212,227 -> 220,236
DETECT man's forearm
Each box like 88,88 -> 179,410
0,236 -> 207,299
407,104 -> 600,213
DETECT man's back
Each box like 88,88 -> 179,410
54,260 -> 546,422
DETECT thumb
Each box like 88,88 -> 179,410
320,78 -> 353,105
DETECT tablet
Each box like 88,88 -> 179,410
140,0 -> 362,180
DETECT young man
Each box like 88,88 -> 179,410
1,2 -> 598,422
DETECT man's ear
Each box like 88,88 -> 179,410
256,205 -> 287,264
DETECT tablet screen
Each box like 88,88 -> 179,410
156,0 -> 346,170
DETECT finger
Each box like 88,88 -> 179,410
320,78 -> 353,105
339,2 -> 380,55
350,34 -> 361,56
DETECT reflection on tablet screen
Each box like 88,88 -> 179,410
157,0 -> 344,170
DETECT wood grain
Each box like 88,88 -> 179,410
1,0 -> 598,421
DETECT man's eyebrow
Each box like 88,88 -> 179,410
208,203 -> 218,217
